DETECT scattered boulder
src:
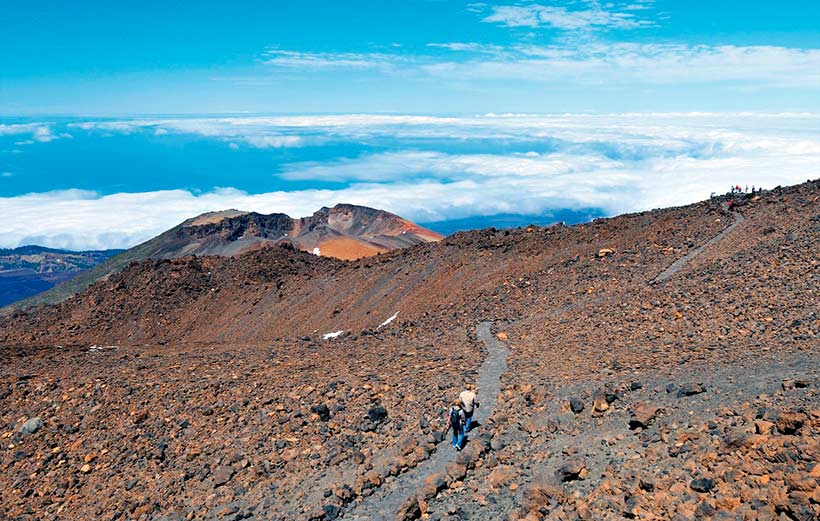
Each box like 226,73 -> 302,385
689,478 -> 715,493
212,466 -> 235,488
775,410 -> 806,435
592,389 -> 609,414
445,461 -> 467,482
310,404 -> 330,421
629,403 -> 662,430
421,473 -> 446,500
677,383 -> 706,398
569,397 -> 584,414
367,405 -> 388,424
322,504 -> 341,519
18,417 -> 44,435
555,457 -> 587,482
396,495 -> 421,521
782,379 -> 811,391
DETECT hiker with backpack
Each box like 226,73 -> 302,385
459,386 -> 479,431
445,399 -> 466,450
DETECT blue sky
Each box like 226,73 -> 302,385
2,1 -> 819,114
0,2 -> 819,250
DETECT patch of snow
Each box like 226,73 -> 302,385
313,247 -> 321,256
88,345 -> 118,353
378,312 -> 399,328
323,330 -> 344,340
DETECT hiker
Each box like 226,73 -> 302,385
459,386 -> 479,431
445,399 -> 466,450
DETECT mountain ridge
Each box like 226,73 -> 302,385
2,203 -> 442,311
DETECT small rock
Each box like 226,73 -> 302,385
775,411 -> 805,435
322,504 -> 340,519
690,478 -> 715,493
212,465 -> 235,487
367,405 -> 388,423
79,464 -> 92,474
569,397 -> 584,414
555,457 -> 586,482
310,404 -> 330,421
629,403 -> 662,430
677,383 -> 706,398
396,495 -> 421,520
445,461 -> 467,482
782,379 -> 811,391
754,420 -> 774,434
214,503 -> 239,517
18,417 -> 44,435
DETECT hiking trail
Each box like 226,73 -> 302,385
652,211 -> 745,284
342,322 -> 509,520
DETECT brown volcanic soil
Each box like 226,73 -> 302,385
1,180 -> 818,520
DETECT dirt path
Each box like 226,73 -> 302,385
652,211 -> 746,284
342,322 -> 509,520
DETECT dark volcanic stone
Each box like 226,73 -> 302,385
311,404 -> 331,421
690,478 -> 715,493
367,405 -> 388,423
322,504 -> 340,519
677,383 -> 706,398
569,397 -> 584,414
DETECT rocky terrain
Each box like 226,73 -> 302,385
1,180 -> 818,520
4,204 -> 441,311
0,246 -> 122,307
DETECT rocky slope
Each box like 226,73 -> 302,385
4,204 -> 442,311
0,180 -> 818,520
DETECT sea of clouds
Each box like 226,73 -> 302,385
1,112 -> 818,250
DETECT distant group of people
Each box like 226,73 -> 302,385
444,386 -> 479,451
730,184 -> 760,194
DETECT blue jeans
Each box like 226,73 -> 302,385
451,425 -> 464,448
464,410 -> 474,431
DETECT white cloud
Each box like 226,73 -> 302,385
424,43 -> 820,87
483,3 -> 654,30
2,113 -> 818,251
248,39 -> 820,90
262,50 -> 404,71
0,123 -> 68,145
70,118 -> 306,149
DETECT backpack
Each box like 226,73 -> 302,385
449,407 -> 461,429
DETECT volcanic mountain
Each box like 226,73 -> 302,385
171,204 -> 443,259
6,204 -> 442,309
1,181 -> 817,520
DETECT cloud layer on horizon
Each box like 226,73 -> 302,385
1,113 -> 818,251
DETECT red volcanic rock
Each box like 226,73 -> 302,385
1,179 -> 819,520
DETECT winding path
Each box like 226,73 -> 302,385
652,211 -> 745,284
342,322 -> 509,520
